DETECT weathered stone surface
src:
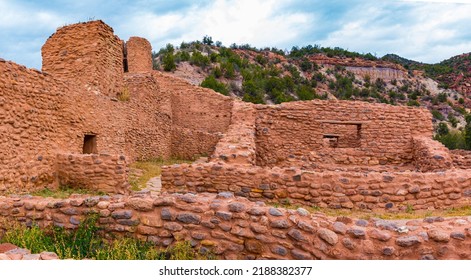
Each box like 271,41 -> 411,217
347,227 -> 366,239
268,207 -> 283,216
228,202 -> 246,213
288,229 -> 308,242
176,213 -> 201,224
317,228 -> 338,245
215,211 -> 233,221
40,252 -> 59,260
428,230 -> 450,242
111,210 -> 132,219
396,236 -> 421,247
247,207 -> 266,216
271,245 -> 288,256
270,219 -> 290,229
160,208 -> 174,220
127,198 -> 153,211
332,222 -> 347,234
245,240 -> 263,254
291,249 -> 311,260
369,229 -> 392,242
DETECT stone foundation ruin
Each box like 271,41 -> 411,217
1,20 -> 471,260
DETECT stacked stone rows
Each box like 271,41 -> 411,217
161,163 -> 471,211
1,192 -> 471,259
0,243 -> 58,260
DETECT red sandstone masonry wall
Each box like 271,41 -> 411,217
56,154 -> 128,194
450,150 -> 471,169
42,20 -> 124,97
413,137 -> 453,172
126,37 -> 152,73
255,100 -> 432,167
0,60 -> 74,192
211,101 -> 257,165
0,193 -> 470,260
153,73 -> 233,159
161,163 -> 471,211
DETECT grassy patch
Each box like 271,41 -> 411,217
129,158 -> 192,191
268,202 -> 471,220
1,215 -> 213,260
30,185 -> 105,199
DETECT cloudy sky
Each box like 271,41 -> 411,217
1,0 -> 470,69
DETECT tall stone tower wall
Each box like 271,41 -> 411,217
126,37 -> 153,73
41,20 -> 124,97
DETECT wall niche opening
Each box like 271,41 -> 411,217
320,120 -> 364,148
83,134 -> 98,154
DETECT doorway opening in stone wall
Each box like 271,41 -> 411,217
83,134 -> 98,154
321,120 -> 363,148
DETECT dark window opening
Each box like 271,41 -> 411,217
83,135 -> 98,154
123,43 -> 129,73
320,120 -> 364,148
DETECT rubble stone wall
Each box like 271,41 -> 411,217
161,163 -> 471,211
0,193 -> 470,260
450,150 -> 471,169
56,154 -> 128,194
413,137 -> 453,172
255,100 -> 433,167
126,37 -> 153,73
41,20 -> 124,98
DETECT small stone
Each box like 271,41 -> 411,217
228,202 -> 246,213
40,252 -> 59,260
271,245 -> 288,256
250,223 -> 268,234
332,222 -> 347,234
111,210 -> 132,219
200,240 -> 216,246
215,211 -> 232,221
396,235 -> 421,247
117,219 -> 140,226
176,213 -> 201,224
153,197 -> 175,206
0,243 -> 18,253
450,232 -> 465,240
291,249 -> 311,260
97,201 -> 110,209
355,219 -> 369,227
84,197 -> 100,207
318,228 -> 338,245
297,221 -> 315,232
160,208 -> 173,220
421,254 -> 435,260
60,207 -> 79,215
70,216 -> 81,225
0,254 -> 10,260
217,192 -> 234,199
296,208 -> 309,216
288,229 -> 308,242
247,207 -> 266,216
375,220 -> 398,231
347,227 -> 366,239
270,219 -> 290,229
127,198 -> 153,211
428,229 -> 450,242
397,226 -> 409,234
336,216 -> 352,224
191,232 -> 207,240
268,207 -> 283,216
179,194 -> 196,203
164,222 -> 183,232
382,247 -> 395,256
342,238 -> 355,250
245,240 -> 262,254
369,229 -> 391,242
22,254 -> 40,260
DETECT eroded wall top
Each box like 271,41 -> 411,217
126,37 -> 153,73
41,20 -> 124,97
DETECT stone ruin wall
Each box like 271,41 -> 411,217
125,37 -> 153,73
450,150 -> 471,169
1,192 -> 471,260
154,73 -> 233,159
255,100 -> 432,168
161,163 -> 471,211
42,21 -> 124,98
0,20 -> 234,194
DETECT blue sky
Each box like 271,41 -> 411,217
1,0 -> 471,69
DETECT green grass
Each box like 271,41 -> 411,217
129,158 -> 193,191
267,202 -> 471,220
1,215 -> 213,260
30,185 -> 105,199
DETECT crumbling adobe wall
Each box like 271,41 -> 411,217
123,72 -> 172,161
211,101 -> 257,165
413,137 -> 453,172
162,163 -> 471,211
0,60 -> 74,192
126,37 -> 153,73
0,193 -> 470,260
255,100 -> 433,167
56,154 -> 128,194
41,20 -> 124,97
450,150 -> 471,169
153,72 -> 233,159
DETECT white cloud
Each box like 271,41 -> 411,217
319,2 -> 471,63
118,0 -> 312,50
